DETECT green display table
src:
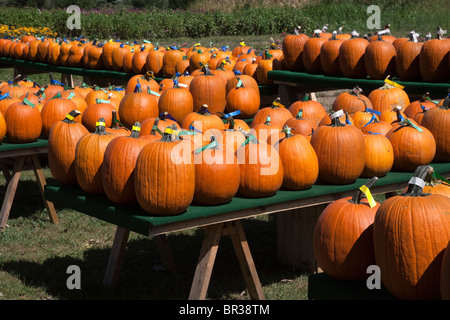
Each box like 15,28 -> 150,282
0,139 -> 58,230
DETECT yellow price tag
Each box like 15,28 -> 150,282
272,100 -> 285,108
132,126 -> 141,132
66,113 -> 75,121
359,185 -> 377,208
164,127 -> 179,135
240,41 -> 246,46
96,122 -> 106,127
384,78 -> 405,89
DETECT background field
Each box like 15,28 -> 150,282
0,0 -> 447,301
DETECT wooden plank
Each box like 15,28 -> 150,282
0,147 -> 48,159
188,223 -> 223,300
228,221 -> 265,300
103,227 -> 130,286
31,155 -> 59,224
0,156 -> 25,230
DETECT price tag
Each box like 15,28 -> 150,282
359,185 -> 377,208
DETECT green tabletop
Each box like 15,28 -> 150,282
268,70 -> 450,97
0,138 -> 48,152
44,162 -> 450,237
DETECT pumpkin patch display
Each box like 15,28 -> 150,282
313,177 -> 380,281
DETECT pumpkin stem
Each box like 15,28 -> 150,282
94,118 -> 109,135
63,109 -> 82,123
296,109 -> 304,119
441,95 -> 450,110
129,122 -> 141,138
328,110 -> 346,127
349,177 -> 379,204
402,165 -> 434,197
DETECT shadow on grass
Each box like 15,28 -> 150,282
0,215 -> 306,300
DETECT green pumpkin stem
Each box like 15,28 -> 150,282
402,165 -> 434,197
349,177 -> 379,204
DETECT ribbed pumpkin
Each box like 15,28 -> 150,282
313,177 -> 380,280
288,95 -> 327,128
320,31 -> 345,76
373,165 -> 450,300
421,96 -> 450,162
368,79 -> 410,114
403,92 -> 437,119
236,135 -> 283,198
419,32 -> 450,82
111,43 -> 131,71
332,86 -> 373,116
189,64 -> 226,115
396,32 -> 423,81
118,81 -> 159,129
193,136 -> 240,205
282,34 -> 312,69
145,49 -> 165,77
135,130 -> 195,216
74,118 -> 116,194
271,126 -> 318,190
302,34 -> 327,74
48,110 -> 89,185
338,36 -> 369,78
158,80 -> 194,124
386,119 -> 436,171
102,122 -> 150,204
361,132 -> 394,178
225,77 -> 260,119
5,97 -> 42,143
40,92 -> 77,138
132,45 -> 149,74
225,74 -> 259,97
251,98 -> 293,129
284,108 -> 315,140
310,113 -> 365,184
82,99 -> 117,133
364,34 -> 397,80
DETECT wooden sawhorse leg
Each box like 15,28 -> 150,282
0,155 -> 59,231
189,220 -> 265,300
103,227 -> 178,287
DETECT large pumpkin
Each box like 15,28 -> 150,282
281,31 -> 309,71
320,32 -> 345,76
368,79 -> 410,114
48,110 -> 89,185
40,92 -> 77,138
364,34 -> 396,80
373,165 -> 450,300
419,33 -> 450,82
396,33 -> 423,81
158,80 -> 194,124
302,34 -> 327,74
225,77 -> 260,119
134,131 -> 195,216
361,132 -> 394,178
310,111 -> 365,184
313,177 -> 380,280
338,36 -> 369,78
5,97 -> 42,143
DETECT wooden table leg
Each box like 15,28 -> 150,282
189,223 -> 224,300
0,156 -> 25,230
155,234 -> 178,273
31,155 -> 59,224
103,226 -> 130,287
228,220 -> 265,300
0,160 -> 12,183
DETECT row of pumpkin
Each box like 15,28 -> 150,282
313,164 -> 450,300
1,26 -> 449,86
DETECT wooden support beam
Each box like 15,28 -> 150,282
0,156 -> 25,230
103,227 -> 130,287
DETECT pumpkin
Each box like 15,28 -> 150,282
396,32 -> 423,81
118,81 -> 159,129
332,86 -> 373,116
420,96 -> 450,162
135,130 -> 195,216
67,43 -> 85,68
310,112 -> 366,184
423,173 -> 450,198
251,115 -> 281,143
111,43 -> 131,71
225,77 -> 260,119
0,94 -> 21,116
106,110 -> 130,137
403,92 -> 437,119
162,47 -> 185,78
225,74 -> 259,97
313,177 -> 380,280
379,106 -> 408,126
0,109 -> 6,142
189,64 -> 226,115
361,132 -> 394,178
219,115 -> 248,153
352,109 -> 379,130
283,108 -> 315,140
158,80 -> 194,124
318,110 -> 354,127
386,119 -> 436,171
360,118 -> 393,136
338,36 -> 369,78
102,122 -> 150,204
82,99 -> 117,133
132,45 -> 149,74
175,55 -> 190,74
251,98 -> 293,129
288,95 -> 327,128
419,32 -> 450,82
141,112 -> 181,136
271,126 -> 319,190
40,92 -> 77,138
73,82 -> 93,100
368,78 -> 410,114
125,72 -> 160,95
255,51 -> 276,85
84,86 -> 109,106
373,165 -> 450,300
320,31 -> 345,76
5,97 -> 42,143
86,42 -> 105,70
302,34 -> 327,74
74,118 -> 116,194
181,104 -> 225,134
236,135 -> 283,198
364,34 -> 397,80
102,40 -> 120,70
193,136 -> 240,205
48,110 -> 89,185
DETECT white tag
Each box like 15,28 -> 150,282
178,83 -> 188,88
408,177 -> 425,188
330,109 -> 344,119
